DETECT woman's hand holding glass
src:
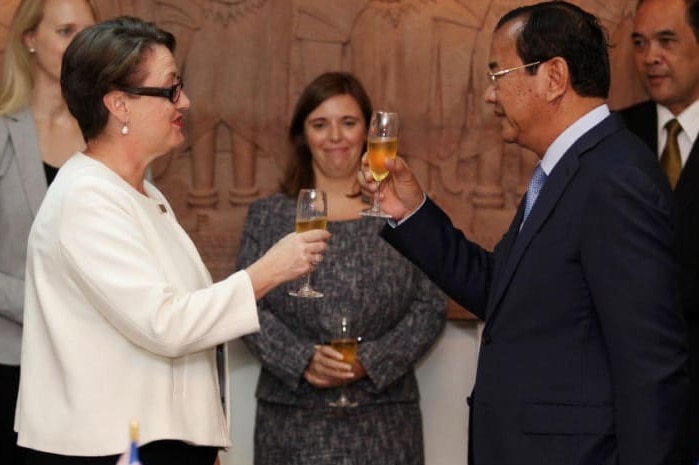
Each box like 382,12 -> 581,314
289,189 -> 328,298
245,226 -> 329,300
303,344 -> 357,389
328,316 -> 359,407
304,316 -> 364,408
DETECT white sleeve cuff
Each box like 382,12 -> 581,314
387,193 -> 427,228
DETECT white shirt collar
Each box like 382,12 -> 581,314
657,100 -> 699,148
539,104 -> 610,175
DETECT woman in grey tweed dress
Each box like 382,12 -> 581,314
236,72 -> 446,465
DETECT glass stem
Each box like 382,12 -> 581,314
374,180 -> 381,210
301,272 -> 312,290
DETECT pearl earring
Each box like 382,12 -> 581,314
121,122 -> 129,136
28,47 -> 35,54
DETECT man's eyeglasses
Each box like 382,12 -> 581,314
487,61 -> 541,86
117,77 -> 184,103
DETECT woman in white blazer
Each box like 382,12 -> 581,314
0,1 -> 95,463
14,16 -> 330,465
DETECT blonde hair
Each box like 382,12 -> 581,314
0,0 -> 97,115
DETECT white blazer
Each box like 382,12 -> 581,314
15,153 -> 260,455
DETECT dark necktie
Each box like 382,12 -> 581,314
522,164 -> 547,225
661,118 -> 682,189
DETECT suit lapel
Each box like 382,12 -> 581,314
10,108 -> 46,216
628,101 -> 657,151
486,115 -> 620,321
486,155 -> 579,317
675,134 -> 699,205
488,199 -> 525,302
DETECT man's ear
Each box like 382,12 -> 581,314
543,56 -> 569,102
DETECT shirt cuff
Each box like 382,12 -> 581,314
386,193 -> 427,228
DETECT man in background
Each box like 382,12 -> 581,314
618,1 -> 699,462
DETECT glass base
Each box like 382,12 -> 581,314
289,288 -> 323,298
329,395 -> 358,408
359,207 -> 391,218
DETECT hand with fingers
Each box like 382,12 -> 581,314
303,344 -> 357,389
245,229 -> 330,300
357,153 -> 426,221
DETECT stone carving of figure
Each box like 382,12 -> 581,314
352,0 -> 485,226
136,0 -> 291,207
182,0 -> 289,206
68,0 -> 640,247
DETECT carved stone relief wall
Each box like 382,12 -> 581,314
1,0 -> 646,318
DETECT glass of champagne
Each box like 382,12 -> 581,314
289,189 -> 328,298
360,111 -> 399,218
329,316 -> 358,408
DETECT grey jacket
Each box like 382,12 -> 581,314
0,108 -> 45,365
237,194 -> 447,407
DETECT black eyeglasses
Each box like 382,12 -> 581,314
117,77 -> 183,103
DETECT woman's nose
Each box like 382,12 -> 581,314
329,122 -> 342,141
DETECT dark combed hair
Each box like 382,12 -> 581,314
60,16 -> 176,141
496,1 -> 611,99
686,0 -> 699,41
280,71 -> 373,198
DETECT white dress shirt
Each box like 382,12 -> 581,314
657,99 -> 699,166
540,104 -> 611,176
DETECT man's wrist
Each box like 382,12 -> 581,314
388,193 -> 427,228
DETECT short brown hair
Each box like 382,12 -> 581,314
60,16 -> 175,141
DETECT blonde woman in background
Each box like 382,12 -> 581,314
0,1 -> 95,463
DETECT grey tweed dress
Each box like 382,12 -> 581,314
236,193 -> 447,465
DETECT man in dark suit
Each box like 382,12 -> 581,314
359,2 -> 687,464
618,1 -> 699,462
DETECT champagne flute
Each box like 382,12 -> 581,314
289,189 -> 327,298
360,111 -> 399,218
328,316 -> 358,408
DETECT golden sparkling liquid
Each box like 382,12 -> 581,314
368,137 -> 398,182
295,217 -> 328,232
331,338 -> 357,364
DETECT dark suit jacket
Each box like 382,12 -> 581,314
619,100 -> 699,318
382,113 -> 687,465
